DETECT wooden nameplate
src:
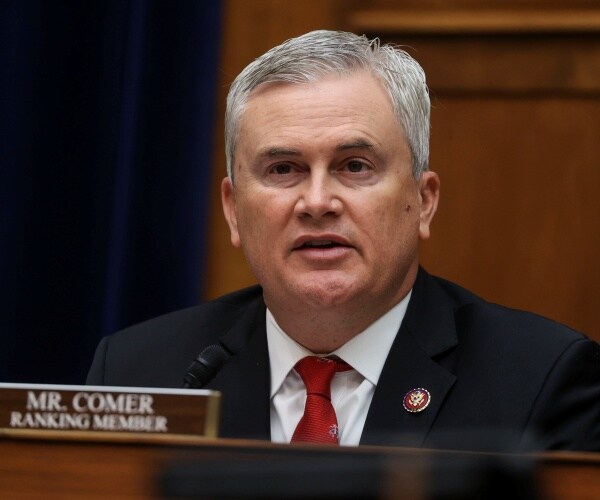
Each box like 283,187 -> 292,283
0,383 -> 220,439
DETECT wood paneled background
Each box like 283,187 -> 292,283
205,0 -> 600,342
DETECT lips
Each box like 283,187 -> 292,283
298,240 -> 340,249
292,235 -> 352,251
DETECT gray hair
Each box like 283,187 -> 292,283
225,30 -> 430,181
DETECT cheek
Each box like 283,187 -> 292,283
362,194 -> 420,248
234,193 -> 287,243
237,206 -> 266,241
372,194 -> 412,227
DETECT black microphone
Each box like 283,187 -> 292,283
183,344 -> 231,389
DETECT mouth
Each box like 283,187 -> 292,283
291,236 -> 354,264
295,240 -> 347,250
292,235 -> 353,254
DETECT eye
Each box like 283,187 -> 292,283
269,163 -> 293,175
345,160 -> 369,173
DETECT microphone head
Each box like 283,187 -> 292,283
183,344 -> 230,389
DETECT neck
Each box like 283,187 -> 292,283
266,289 -> 411,354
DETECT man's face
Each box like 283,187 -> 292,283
222,72 -> 438,327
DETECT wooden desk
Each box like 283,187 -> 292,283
0,431 -> 598,499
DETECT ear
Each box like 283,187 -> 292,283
418,171 -> 440,241
221,177 -> 241,248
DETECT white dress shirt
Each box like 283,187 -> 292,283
267,292 -> 411,446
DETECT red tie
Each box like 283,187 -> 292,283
291,356 -> 352,444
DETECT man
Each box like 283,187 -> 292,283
88,30 -> 600,451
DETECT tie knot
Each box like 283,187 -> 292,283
294,356 -> 351,396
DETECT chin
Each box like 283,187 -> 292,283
293,279 -> 360,309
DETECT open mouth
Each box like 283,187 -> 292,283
297,240 -> 345,250
292,237 -> 353,262
293,238 -> 353,253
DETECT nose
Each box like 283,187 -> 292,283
294,170 -> 342,219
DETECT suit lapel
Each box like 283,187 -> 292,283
361,269 -> 458,446
206,297 -> 272,440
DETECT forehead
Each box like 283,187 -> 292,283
237,72 -> 404,153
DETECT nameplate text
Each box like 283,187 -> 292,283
0,383 -> 220,438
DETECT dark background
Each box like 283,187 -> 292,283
1,0 -> 222,384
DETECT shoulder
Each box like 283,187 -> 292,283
113,285 -> 264,345
425,269 -> 588,353
457,290 -> 586,357
86,285 -> 264,387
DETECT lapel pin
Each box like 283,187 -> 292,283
403,388 -> 431,413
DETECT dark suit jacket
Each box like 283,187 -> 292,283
87,268 -> 600,452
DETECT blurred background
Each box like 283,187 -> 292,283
1,0 -> 599,385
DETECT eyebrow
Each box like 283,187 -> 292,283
259,147 -> 302,158
258,139 -> 376,159
335,139 -> 376,152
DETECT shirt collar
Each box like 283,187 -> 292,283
266,291 -> 411,397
